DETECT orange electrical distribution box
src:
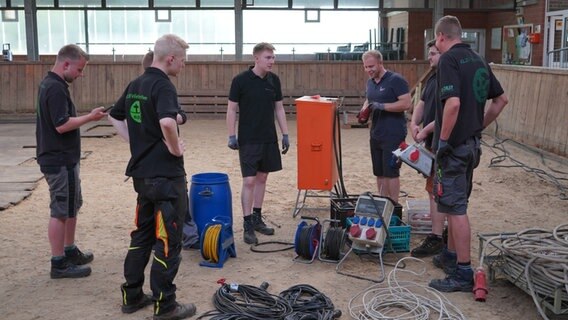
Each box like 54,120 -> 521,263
296,96 -> 339,191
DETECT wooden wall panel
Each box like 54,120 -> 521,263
492,65 -> 568,156
1,61 -> 566,156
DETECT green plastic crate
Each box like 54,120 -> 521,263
385,216 -> 411,253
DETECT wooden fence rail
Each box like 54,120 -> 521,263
1,61 -> 566,156
0,60 -> 428,114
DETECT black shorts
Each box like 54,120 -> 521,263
239,142 -> 282,177
370,137 -> 403,178
434,137 -> 481,215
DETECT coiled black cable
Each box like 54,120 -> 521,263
197,283 -> 340,320
279,284 -> 341,320
198,283 -> 292,319
323,227 -> 344,260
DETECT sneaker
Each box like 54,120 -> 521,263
432,249 -> 457,274
153,303 -> 196,320
65,247 -> 94,265
410,234 -> 443,258
429,267 -> 474,292
50,258 -> 91,279
243,219 -> 258,244
122,294 -> 153,314
252,212 -> 274,235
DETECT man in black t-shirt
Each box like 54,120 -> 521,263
409,39 -> 446,258
429,16 -> 508,293
226,42 -> 290,245
109,34 -> 196,320
36,44 -> 106,279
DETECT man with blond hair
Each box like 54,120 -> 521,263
226,42 -> 290,245
109,34 -> 196,320
36,44 -> 107,279
358,50 -> 411,204
429,16 -> 508,292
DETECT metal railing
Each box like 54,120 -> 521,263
547,47 -> 568,69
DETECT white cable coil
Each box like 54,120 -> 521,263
348,257 -> 466,320
495,224 -> 568,320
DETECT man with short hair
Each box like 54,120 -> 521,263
36,44 -> 106,279
226,42 -> 290,245
358,50 -> 411,204
410,40 -> 446,258
429,15 -> 508,292
109,34 -> 196,320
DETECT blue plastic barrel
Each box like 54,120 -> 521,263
189,172 -> 233,237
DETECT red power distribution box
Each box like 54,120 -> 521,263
296,96 -> 339,191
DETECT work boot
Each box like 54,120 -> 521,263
432,247 -> 457,274
122,293 -> 153,314
410,234 -> 444,258
252,212 -> 274,235
50,257 -> 91,279
65,246 -> 94,265
428,266 -> 474,292
243,219 -> 258,244
153,302 -> 196,320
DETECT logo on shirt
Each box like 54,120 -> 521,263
441,85 -> 454,95
130,100 -> 141,123
379,87 -> 385,92
473,68 -> 489,104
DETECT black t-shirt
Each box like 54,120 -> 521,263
228,67 -> 283,145
420,72 -> 438,149
435,43 -> 504,148
110,67 -> 185,178
365,71 -> 409,142
36,71 -> 81,167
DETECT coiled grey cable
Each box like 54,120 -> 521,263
348,257 -> 466,320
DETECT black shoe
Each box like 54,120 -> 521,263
65,246 -> 94,265
432,249 -> 457,275
252,212 -> 274,236
122,293 -> 153,314
429,267 -> 474,292
50,259 -> 91,279
153,303 -> 196,320
243,219 -> 258,244
410,234 -> 444,258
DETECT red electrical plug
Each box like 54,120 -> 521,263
357,106 -> 372,124
365,228 -> 377,240
409,149 -> 420,162
473,267 -> 488,302
350,225 -> 362,238
399,141 -> 408,150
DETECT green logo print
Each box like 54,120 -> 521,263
130,100 -> 142,123
473,68 -> 489,104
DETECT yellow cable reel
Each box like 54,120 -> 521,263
202,224 -> 222,263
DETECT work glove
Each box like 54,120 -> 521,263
281,134 -> 290,155
228,135 -> 239,150
436,139 -> 453,165
370,102 -> 386,111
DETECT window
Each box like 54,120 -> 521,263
200,0 -> 234,7
293,0 -> 333,9
154,0 -> 197,7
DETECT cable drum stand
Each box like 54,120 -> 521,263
199,216 -> 237,268
293,216 -> 322,264
335,193 -> 395,283
318,219 -> 348,263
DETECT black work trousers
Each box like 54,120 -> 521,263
121,176 -> 188,316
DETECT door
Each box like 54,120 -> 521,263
547,15 -> 568,68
